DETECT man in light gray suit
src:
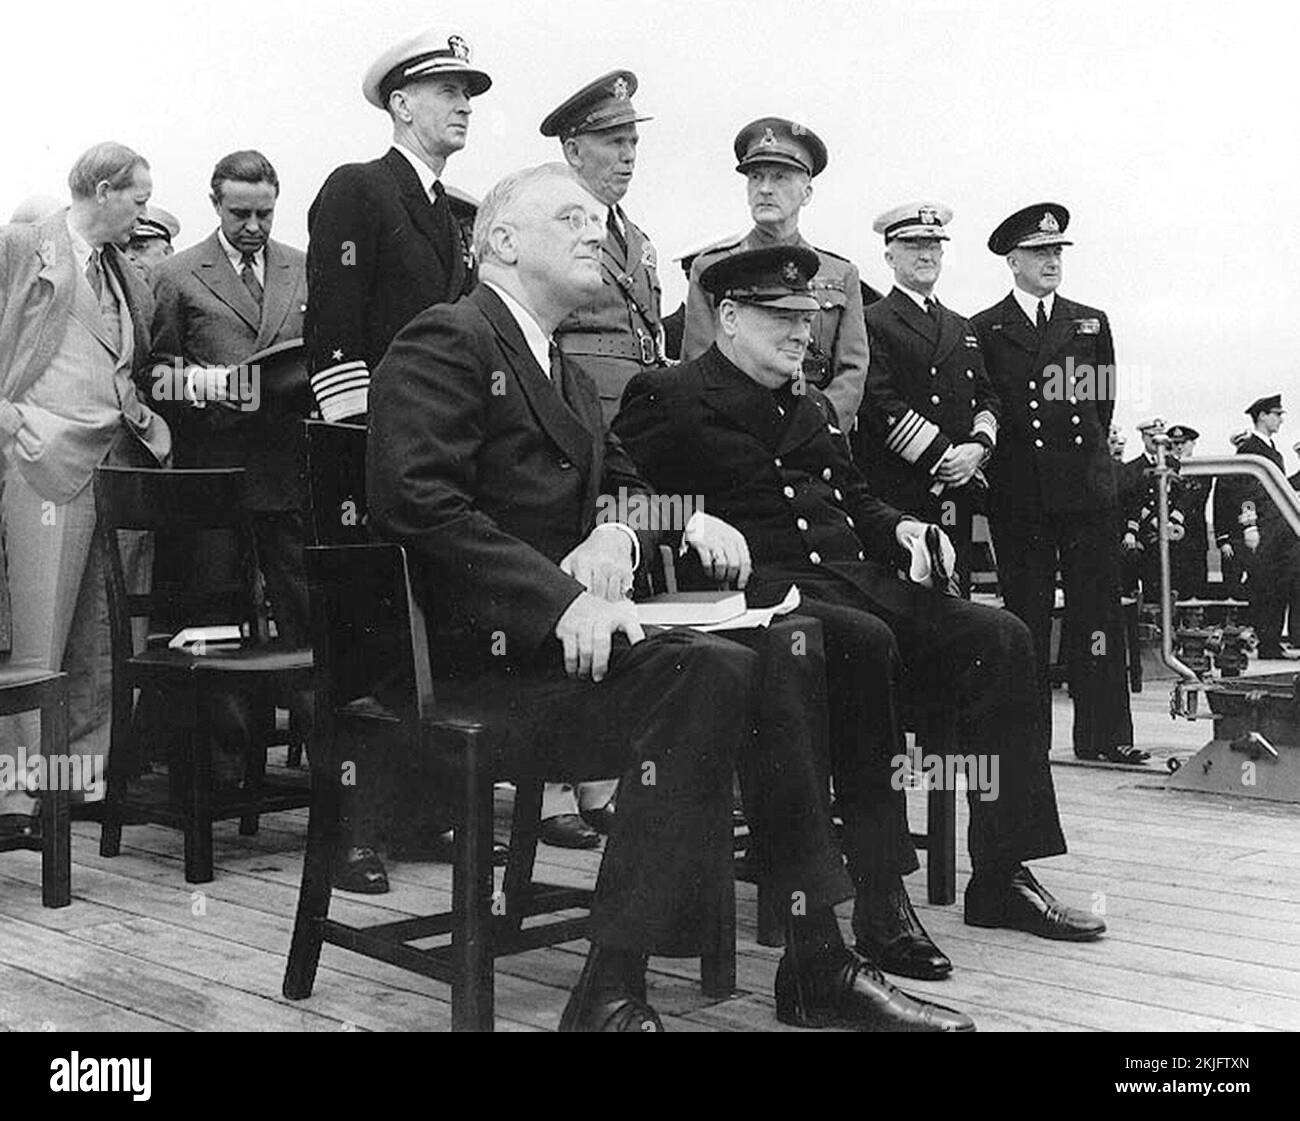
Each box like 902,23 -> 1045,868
0,141 -> 171,837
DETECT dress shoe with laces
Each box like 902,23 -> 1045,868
559,947 -> 662,1032
775,947 -> 974,1032
539,813 -> 601,849
332,846 -> 390,894
965,865 -> 1106,941
0,810 -> 40,843
1075,743 -> 1150,765
853,879 -> 952,981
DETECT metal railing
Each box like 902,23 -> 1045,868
1154,442 -> 1300,701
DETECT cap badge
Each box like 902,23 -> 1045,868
791,122 -> 807,136
782,261 -> 800,284
1039,211 -> 1060,233
918,206 -> 938,226
761,127 -> 777,147
447,35 -> 469,61
612,76 -> 630,100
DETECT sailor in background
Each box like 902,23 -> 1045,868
125,205 -> 181,280
1167,424 -> 1211,601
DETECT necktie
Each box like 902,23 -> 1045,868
1036,298 -> 1048,331
549,341 -> 577,413
606,207 -> 627,256
430,179 -> 454,269
86,251 -> 104,300
925,296 -> 938,320
241,253 -> 263,305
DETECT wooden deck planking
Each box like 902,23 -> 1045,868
1,687 -> 1298,1032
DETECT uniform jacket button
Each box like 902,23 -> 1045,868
1034,439 -> 1044,448
774,457 -> 783,467
783,485 -> 796,499
846,515 -> 855,528
857,550 -> 865,560
822,467 -> 833,481
809,551 -> 822,565
1028,381 -> 1037,390
796,517 -> 809,531
833,488 -> 843,501
930,366 -> 937,376
1071,415 -> 1081,425
558,458 -> 573,469
930,394 -> 941,405
1074,435 -> 1083,445
1031,419 -> 1041,429
1030,400 -> 1039,409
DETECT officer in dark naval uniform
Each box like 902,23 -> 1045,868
681,118 -> 869,431
1227,395 -> 1298,657
1118,418 -> 1186,603
304,28 -> 489,422
972,203 -> 1147,765
1214,428 -> 1254,597
617,246 -> 1105,1003
1167,424 -> 1211,600
856,201 -> 1000,592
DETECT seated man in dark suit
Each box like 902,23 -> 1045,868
368,164 -> 973,1032
615,246 -> 1106,994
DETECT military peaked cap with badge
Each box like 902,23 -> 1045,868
733,117 -> 828,178
698,245 -> 821,310
1246,393 -> 1283,419
987,203 -> 1073,255
540,70 -> 652,139
131,206 -> 180,244
1136,417 -> 1167,434
362,30 -> 491,108
872,201 -> 952,242
1166,425 -> 1199,443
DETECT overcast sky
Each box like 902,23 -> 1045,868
5,0 -> 1297,458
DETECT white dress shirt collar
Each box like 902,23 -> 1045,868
393,143 -> 441,198
895,284 -> 936,312
482,280 -> 553,377
217,228 -> 264,285
1012,286 -> 1055,325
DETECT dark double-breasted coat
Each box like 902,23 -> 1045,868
858,287 -> 1000,585
613,346 -> 1067,877
971,292 -> 1131,756
304,148 -> 476,420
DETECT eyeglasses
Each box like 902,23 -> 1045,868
555,208 -> 603,234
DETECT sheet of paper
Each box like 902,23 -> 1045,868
690,585 -> 802,632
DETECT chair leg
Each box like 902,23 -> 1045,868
98,684 -> 129,860
500,779 -> 542,934
451,727 -> 494,1032
40,688 -> 71,909
701,803 -> 737,997
927,784 -> 957,906
283,737 -> 340,1000
185,709 -> 215,884
239,696 -> 269,837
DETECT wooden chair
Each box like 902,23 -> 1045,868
93,466 -> 313,883
0,669 -> 70,908
282,542 -> 735,1029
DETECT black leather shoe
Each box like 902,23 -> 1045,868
1075,744 -> 1150,765
965,865 -> 1106,941
775,947 -> 974,1032
853,880 -> 952,981
332,846 -> 390,894
0,811 -> 40,843
389,829 -> 510,866
579,803 -> 616,836
539,813 -> 601,849
559,946 -> 660,1032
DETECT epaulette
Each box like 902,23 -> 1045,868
695,236 -> 745,259
812,244 -> 853,264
